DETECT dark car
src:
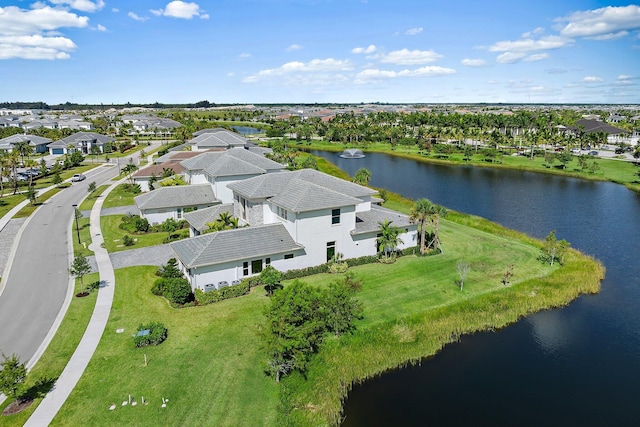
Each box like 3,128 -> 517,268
615,148 -> 624,154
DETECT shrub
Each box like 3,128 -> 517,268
120,215 -> 149,233
133,322 -> 168,348
156,258 -> 183,279
194,281 -> 251,305
160,218 -> 187,233
164,278 -> 193,305
120,183 -> 141,194
151,278 -> 167,296
122,234 -> 135,246
328,261 -> 348,274
162,229 -> 189,243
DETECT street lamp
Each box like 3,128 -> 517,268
72,204 -> 81,244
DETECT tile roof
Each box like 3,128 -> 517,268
181,148 -> 284,176
47,131 -> 114,148
0,134 -> 51,145
352,205 -> 414,235
183,203 -> 235,232
170,223 -> 303,268
191,129 -> 247,148
132,162 -> 184,178
269,179 -> 362,212
134,184 -> 217,210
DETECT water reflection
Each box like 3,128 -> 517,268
308,151 -> 640,426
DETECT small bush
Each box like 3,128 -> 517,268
162,229 -> 189,243
120,183 -> 141,194
328,261 -> 349,274
120,214 -> 149,233
151,278 -> 167,296
133,322 -> 167,348
156,258 -> 183,279
122,234 -> 135,246
194,281 -> 250,305
164,278 -> 193,305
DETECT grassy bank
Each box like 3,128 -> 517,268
0,274 -> 99,426
48,211 -> 602,426
300,140 -> 640,192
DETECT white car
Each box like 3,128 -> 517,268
71,174 -> 86,182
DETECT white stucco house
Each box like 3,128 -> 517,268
46,131 -> 114,155
180,147 -> 285,203
189,129 -> 248,151
170,169 -> 417,291
134,184 -> 220,225
0,134 -> 52,154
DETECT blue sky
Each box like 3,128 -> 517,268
1,0 -> 639,104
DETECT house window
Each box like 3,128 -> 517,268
284,253 -> 294,260
251,259 -> 263,274
331,208 -> 340,225
276,206 -> 288,220
243,262 -> 249,276
266,257 -> 271,266
326,241 -> 336,262
177,208 -> 183,219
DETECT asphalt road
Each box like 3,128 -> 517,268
0,146 -> 157,364
0,165 -> 119,363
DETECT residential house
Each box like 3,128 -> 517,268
189,129 -> 248,151
170,169 -> 417,291
183,203 -> 236,237
134,184 -> 219,225
0,134 -> 52,154
46,131 -> 114,155
180,147 -> 285,203
132,162 -> 185,192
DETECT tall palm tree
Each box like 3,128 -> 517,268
24,158 -> 38,189
410,198 -> 433,256
14,140 -> 33,166
7,150 -> 20,195
352,168 -> 371,186
426,203 -> 448,254
0,153 -> 8,198
377,220 -> 403,259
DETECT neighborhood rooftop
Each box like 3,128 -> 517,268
134,184 -> 217,210
180,147 -> 284,175
183,204 -> 235,233
170,223 -> 303,268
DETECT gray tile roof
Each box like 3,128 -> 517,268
47,131 -> 114,148
170,223 -> 303,268
352,205 -> 415,235
181,148 -> 284,176
270,179 -> 362,212
183,203 -> 235,232
228,169 -> 377,211
191,130 -> 247,148
134,184 -> 218,210
0,134 -> 51,146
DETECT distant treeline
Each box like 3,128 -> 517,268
0,100 -> 230,111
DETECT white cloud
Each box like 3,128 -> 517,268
354,66 -> 456,83
379,48 -> 442,65
128,12 -> 148,22
461,58 -> 486,67
112,8 -> 119,13
0,5 -> 87,60
238,52 -> 251,59
48,0 -> 105,13
521,27 -> 544,38
582,76 -> 603,82
286,44 -> 302,51
617,75 -> 632,80
496,52 -> 526,64
587,31 -> 628,41
489,35 -> 572,53
243,58 -> 353,84
96,24 -> 106,31
352,44 -> 377,54
405,27 -> 423,36
557,5 -> 640,39
524,53 -> 548,61
155,1 -> 208,20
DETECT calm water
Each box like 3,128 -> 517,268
232,125 -> 263,135
311,151 -> 640,426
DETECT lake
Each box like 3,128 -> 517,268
310,151 -> 640,426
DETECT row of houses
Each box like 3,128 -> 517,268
130,131 -> 417,291
0,131 -> 115,155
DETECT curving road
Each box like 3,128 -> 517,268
0,146 -> 157,366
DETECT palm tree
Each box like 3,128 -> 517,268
410,198 -> 432,256
122,162 -> 138,185
426,203 -> 448,254
0,153 -> 8,198
352,168 -> 371,186
14,140 -> 32,166
205,212 -> 239,233
7,151 -> 20,195
377,220 -> 403,259
24,158 -> 38,189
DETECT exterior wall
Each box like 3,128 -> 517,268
141,203 -> 216,225
352,228 -> 418,256
214,174 -> 260,204
185,249 -> 306,291
185,170 -> 209,185
134,178 -> 151,193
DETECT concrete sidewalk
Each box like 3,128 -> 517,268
24,177 -> 123,426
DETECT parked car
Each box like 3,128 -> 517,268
588,151 -> 599,156
571,148 -> 581,154
71,173 -> 86,182
615,148 -> 624,154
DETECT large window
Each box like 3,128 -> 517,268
276,206 -> 288,220
331,208 -> 340,225
251,259 -> 263,274
326,241 -> 336,262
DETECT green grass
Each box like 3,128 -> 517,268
78,185 -> 109,211
13,188 -> 64,219
100,215 -> 181,253
47,212 -> 603,426
52,266 -> 279,426
101,184 -> 139,209
0,274 -> 99,426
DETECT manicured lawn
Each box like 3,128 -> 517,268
100,215 -> 186,253
52,266 -> 279,426
0,274 -> 98,426
14,188 -> 64,219
78,185 -> 109,211
48,212 -> 603,426
101,184 -> 140,209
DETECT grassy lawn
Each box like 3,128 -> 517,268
14,187 -> 64,219
101,184 -> 140,209
100,215 -> 185,253
48,212 -> 602,426
0,274 -> 99,426
52,266 -> 279,427
78,185 -> 109,211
